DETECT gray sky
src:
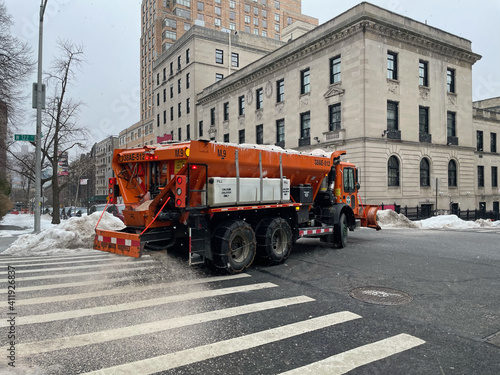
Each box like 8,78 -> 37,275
5,0 -> 500,148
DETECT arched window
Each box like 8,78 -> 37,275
448,160 -> 457,187
420,158 -> 430,187
388,155 -> 400,186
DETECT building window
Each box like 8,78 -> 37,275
186,98 -> 190,114
186,48 -> 190,64
238,95 -> 245,116
330,55 -> 341,84
229,11 -> 236,20
215,6 -> 221,16
491,132 -> 497,153
492,166 -> 498,188
245,4 -> 250,12
178,79 -> 181,94
163,110 -> 166,124
230,0 -> 235,9
223,102 -> 229,121
447,68 -> 455,93
274,0 -> 280,9
447,112 -> 456,137
163,67 -> 166,81
272,79 -> 284,104
178,127 -> 182,141
256,88 -> 263,110
420,158 -> 430,187
300,68 -> 310,95
163,88 -> 166,102
387,101 -> 399,130
387,51 -> 398,80
170,84 -> 174,99
215,49 -> 223,64
477,130 -> 483,151
329,103 -> 341,131
287,16 -> 292,25
256,124 -> 263,144
448,160 -> 457,187
215,18 -> 221,27
276,118 -> 285,145
274,24 -> 280,32
177,55 -> 181,70
157,113 -> 160,127
231,52 -> 239,67
197,1 -> 204,11
186,124 -> 191,140
210,107 -> 215,125
419,60 -> 428,86
419,106 -> 429,134
254,18 -> 259,26
186,73 -> 190,89
300,111 -> 310,142
224,133 -> 229,143
215,73 -> 224,82
254,7 -> 259,16
199,121 -> 203,137
156,93 -> 160,106
170,106 -> 174,121
178,102 -> 182,117
245,25 -> 251,33
230,22 -> 236,30
245,15 -> 250,23
478,166 -> 484,187
388,156 -> 400,186
239,129 -> 245,144
170,62 -> 173,75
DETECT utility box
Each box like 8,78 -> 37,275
290,184 -> 313,204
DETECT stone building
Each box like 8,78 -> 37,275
118,119 -> 156,149
472,97 -> 500,213
140,0 -> 318,123
196,2 -> 483,211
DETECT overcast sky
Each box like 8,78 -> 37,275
5,0 -> 500,149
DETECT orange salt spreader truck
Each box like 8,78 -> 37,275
94,140 -> 380,273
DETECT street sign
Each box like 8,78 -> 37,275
14,134 -> 36,142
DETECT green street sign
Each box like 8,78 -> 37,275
14,134 -> 36,142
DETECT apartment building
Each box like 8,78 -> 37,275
153,25 -> 284,141
196,2 -> 483,211
95,136 -> 119,197
140,0 -> 318,122
118,119 -> 156,149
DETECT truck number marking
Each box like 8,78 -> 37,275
175,149 -> 184,158
314,158 -> 330,167
119,153 -> 145,162
217,149 -> 227,159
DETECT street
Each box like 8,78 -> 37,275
0,227 -> 499,374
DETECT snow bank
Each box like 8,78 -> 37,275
4,212 -> 125,256
377,210 -> 419,229
377,210 -> 499,230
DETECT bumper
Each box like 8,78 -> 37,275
93,229 -> 143,258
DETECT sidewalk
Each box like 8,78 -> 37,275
0,224 -> 25,253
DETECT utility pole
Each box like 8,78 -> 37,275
34,0 -> 48,233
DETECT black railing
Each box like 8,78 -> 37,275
380,203 -> 500,222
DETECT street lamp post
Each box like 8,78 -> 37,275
34,0 -> 48,233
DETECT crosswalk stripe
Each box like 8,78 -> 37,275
11,265 -> 156,282
0,254 -> 108,262
0,254 -> 113,265
10,296 -> 315,356
0,283 -> 278,327
81,311 -> 362,375
279,333 -> 425,374
1,257 -> 118,268
16,273 -> 252,304
12,260 -> 155,274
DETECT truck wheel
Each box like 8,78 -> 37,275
256,218 -> 292,265
334,213 -> 348,248
212,220 -> 256,273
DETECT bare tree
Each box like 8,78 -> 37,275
0,2 -> 35,126
42,40 -> 89,224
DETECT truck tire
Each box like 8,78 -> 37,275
212,220 -> 256,273
333,212 -> 348,248
256,218 -> 292,265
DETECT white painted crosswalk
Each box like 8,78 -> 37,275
0,253 -> 426,374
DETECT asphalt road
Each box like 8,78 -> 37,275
0,227 -> 499,374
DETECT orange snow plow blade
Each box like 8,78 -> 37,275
358,205 -> 381,230
93,229 -> 142,258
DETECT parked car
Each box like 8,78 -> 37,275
89,204 -> 125,221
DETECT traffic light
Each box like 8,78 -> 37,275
175,175 -> 187,207
108,177 -> 119,204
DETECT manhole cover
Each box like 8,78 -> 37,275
349,286 -> 413,305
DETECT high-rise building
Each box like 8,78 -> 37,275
140,0 -> 318,122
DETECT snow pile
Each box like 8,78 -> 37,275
377,210 -> 419,229
416,215 -> 498,229
0,213 -> 55,237
4,212 -> 125,256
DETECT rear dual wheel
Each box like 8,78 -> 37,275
212,220 -> 256,274
256,218 -> 292,265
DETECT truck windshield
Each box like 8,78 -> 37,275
343,167 -> 356,193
